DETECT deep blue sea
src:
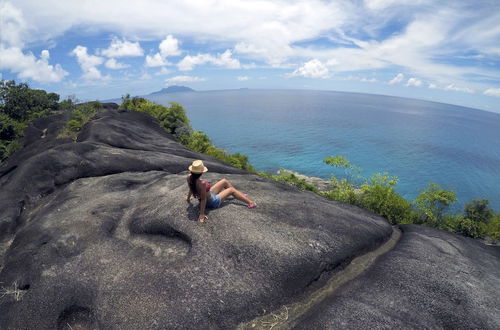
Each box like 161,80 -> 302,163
147,89 -> 500,212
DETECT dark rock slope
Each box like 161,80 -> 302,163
293,224 -> 500,329
0,105 -> 498,329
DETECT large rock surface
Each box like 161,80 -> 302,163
0,106 -> 498,329
294,224 -> 500,329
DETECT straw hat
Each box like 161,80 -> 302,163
188,160 -> 208,173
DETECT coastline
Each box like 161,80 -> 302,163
277,169 -> 334,193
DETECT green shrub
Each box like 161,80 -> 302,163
454,216 -> 486,238
0,140 -> 23,161
59,102 -> 101,139
119,94 -> 133,110
358,173 -> 415,224
158,102 -> 190,135
204,145 -> 255,172
322,156 -> 415,223
58,95 -> 77,110
260,170 -> 318,193
186,131 -> 212,153
484,213 -> 500,241
0,113 -> 25,141
415,182 -> 457,227
323,155 -> 362,183
324,155 -> 350,168
439,214 -> 460,232
464,199 -> 493,223
67,119 -> 83,132
322,177 -> 358,204
120,97 -> 191,140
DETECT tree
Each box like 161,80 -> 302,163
0,80 -> 59,121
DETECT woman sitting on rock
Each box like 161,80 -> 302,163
186,160 -> 256,222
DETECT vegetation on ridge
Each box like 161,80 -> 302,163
58,101 -> 102,139
0,80 -> 60,161
120,94 -> 254,171
264,156 -> 500,241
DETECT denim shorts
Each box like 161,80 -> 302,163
206,191 -> 221,209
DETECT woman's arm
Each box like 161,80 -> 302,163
197,181 -> 208,222
198,199 -> 208,222
186,175 -> 192,201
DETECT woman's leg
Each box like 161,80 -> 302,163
211,178 -> 233,194
218,187 -> 255,206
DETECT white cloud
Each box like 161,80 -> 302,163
2,0 -> 348,67
364,0 -> 428,11
287,59 -> 330,79
0,46 -> 68,82
101,38 -> 143,57
484,88 -> 500,97
388,73 -> 404,85
144,35 -> 180,68
0,2 -> 68,83
71,45 -> 106,80
427,82 -> 475,94
139,73 -> 152,80
145,53 -> 169,67
237,76 -> 249,81
155,67 -> 171,76
0,2 -> 26,47
444,84 -> 474,93
345,75 -> 377,83
165,75 -> 206,85
406,77 -> 422,87
105,58 -> 129,69
2,0 -> 500,96
178,50 -> 240,71
159,35 -> 181,57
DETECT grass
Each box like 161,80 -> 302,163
0,280 -> 26,302
58,101 -> 101,140
259,306 -> 289,330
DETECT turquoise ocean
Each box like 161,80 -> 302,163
147,89 -> 500,212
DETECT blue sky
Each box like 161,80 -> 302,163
1,0 -> 500,113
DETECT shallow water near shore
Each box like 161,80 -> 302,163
148,89 -> 500,211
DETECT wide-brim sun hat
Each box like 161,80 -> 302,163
189,160 -> 208,173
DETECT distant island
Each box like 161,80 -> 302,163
149,85 -> 195,95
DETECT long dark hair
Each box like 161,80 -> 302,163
189,172 -> 203,196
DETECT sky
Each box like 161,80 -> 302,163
1,0 -> 500,113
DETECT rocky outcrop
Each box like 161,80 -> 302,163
0,105 -> 499,329
277,169 -> 333,192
